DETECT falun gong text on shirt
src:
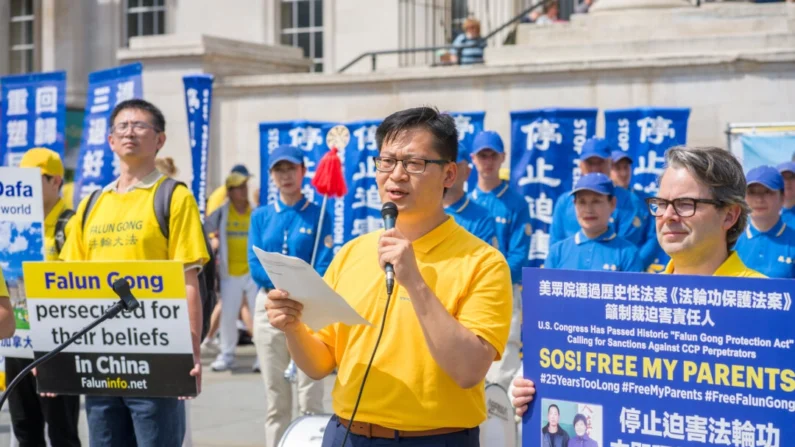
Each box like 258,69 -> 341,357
23,261 -> 197,397
522,268 -> 792,447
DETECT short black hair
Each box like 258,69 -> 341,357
376,107 -> 458,162
110,99 -> 166,132
547,404 -> 560,415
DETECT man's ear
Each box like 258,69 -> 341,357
156,132 -> 167,151
722,203 -> 741,231
443,162 -> 457,188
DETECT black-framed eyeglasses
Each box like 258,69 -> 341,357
373,156 -> 450,174
645,197 -> 724,218
110,121 -> 161,135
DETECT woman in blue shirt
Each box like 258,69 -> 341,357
545,173 -> 643,272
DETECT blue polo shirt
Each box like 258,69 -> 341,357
444,194 -> 498,248
470,181 -> 531,284
545,227 -> 642,272
782,206 -> 795,228
550,185 -> 655,267
247,196 -> 334,290
734,219 -> 795,279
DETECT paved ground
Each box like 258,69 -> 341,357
0,344 -> 336,446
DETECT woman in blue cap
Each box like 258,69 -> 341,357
545,173 -> 643,272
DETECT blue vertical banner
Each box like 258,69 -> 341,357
522,267 -> 794,447
604,108 -> 691,196
0,71 -> 67,167
340,120 -> 383,249
72,63 -> 143,205
449,110 -> 485,192
510,108 -> 598,267
182,74 -> 214,219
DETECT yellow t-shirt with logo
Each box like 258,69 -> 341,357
316,217 -> 512,431
44,199 -> 74,261
226,205 -> 251,276
0,270 -> 8,297
60,175 -> 209,267
663,251 -> 766,278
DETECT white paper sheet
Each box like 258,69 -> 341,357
252,246 -> 371,331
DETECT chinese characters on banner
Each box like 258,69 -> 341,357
604,108 -> 691,196
183,74 -> 214,220
510,109 -> 598,267
344,120 -> 383,249
522,268 -> 793,447
0,71 -> 66,167
72,63 -> 143,205
449,110 -> 485,192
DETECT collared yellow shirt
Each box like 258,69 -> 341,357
226,204 -> 251,276
316,217 -> 513,431
44,198 -> 73,261
663,251 -> 766,278
60,171 -> 209,267
0,270 -> 8,298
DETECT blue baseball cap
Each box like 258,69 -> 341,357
269,144 -> 304,170
777,162 -> 795,175
572,173 -> 615,197
579,138 -> 611,161
231,164 -> 250,176
471,130 -> 504,155
611,150 -> 632,163
746,165 -> 784,191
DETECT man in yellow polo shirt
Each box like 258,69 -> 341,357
59,98 -> 209,446
6,148 -> 81,447
204,171 -> 258,372
510,145 -> 764,417
266,107 -> 513,446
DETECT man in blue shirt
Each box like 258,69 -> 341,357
550,138 -> 655,268
734,165 -> 795,278
443,142 -> 498,247
545,173 -> 643,272
248,144 -> 332,447
610,150 -> 669,272
469,130 -> 530,389
778,162 -> 795,227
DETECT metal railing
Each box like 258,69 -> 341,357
338,0 -> 556,73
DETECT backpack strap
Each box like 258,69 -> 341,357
80,189 -> 103,233
54,208 -> 76,254
153,177 -> 187,240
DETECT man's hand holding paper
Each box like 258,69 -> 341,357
253,247 -> 371,332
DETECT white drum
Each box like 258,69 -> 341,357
480,384 -> 518,447
278,414 -> 334,447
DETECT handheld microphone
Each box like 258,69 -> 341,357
381,202 -> 398,296
0,278 -> 140,412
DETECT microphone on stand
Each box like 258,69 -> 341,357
381,202 -> 398,296
0,278 -> 140,411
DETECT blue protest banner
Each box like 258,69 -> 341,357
0,71 -> 67,167
182,74 -> 214,219
340,120 -> 383,249
449,110 -> 485,192
522,267 -> 792,447
510,108 -> 598,267
72,63 -> 143,205
604,108 -> 690,197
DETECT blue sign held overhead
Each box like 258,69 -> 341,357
183,74 -> 214,219
522,267 -> 793,447
510,108 -> 598,267
604,108 -> 690,197
0,71 -> 67,167
72,63 -> 143,206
